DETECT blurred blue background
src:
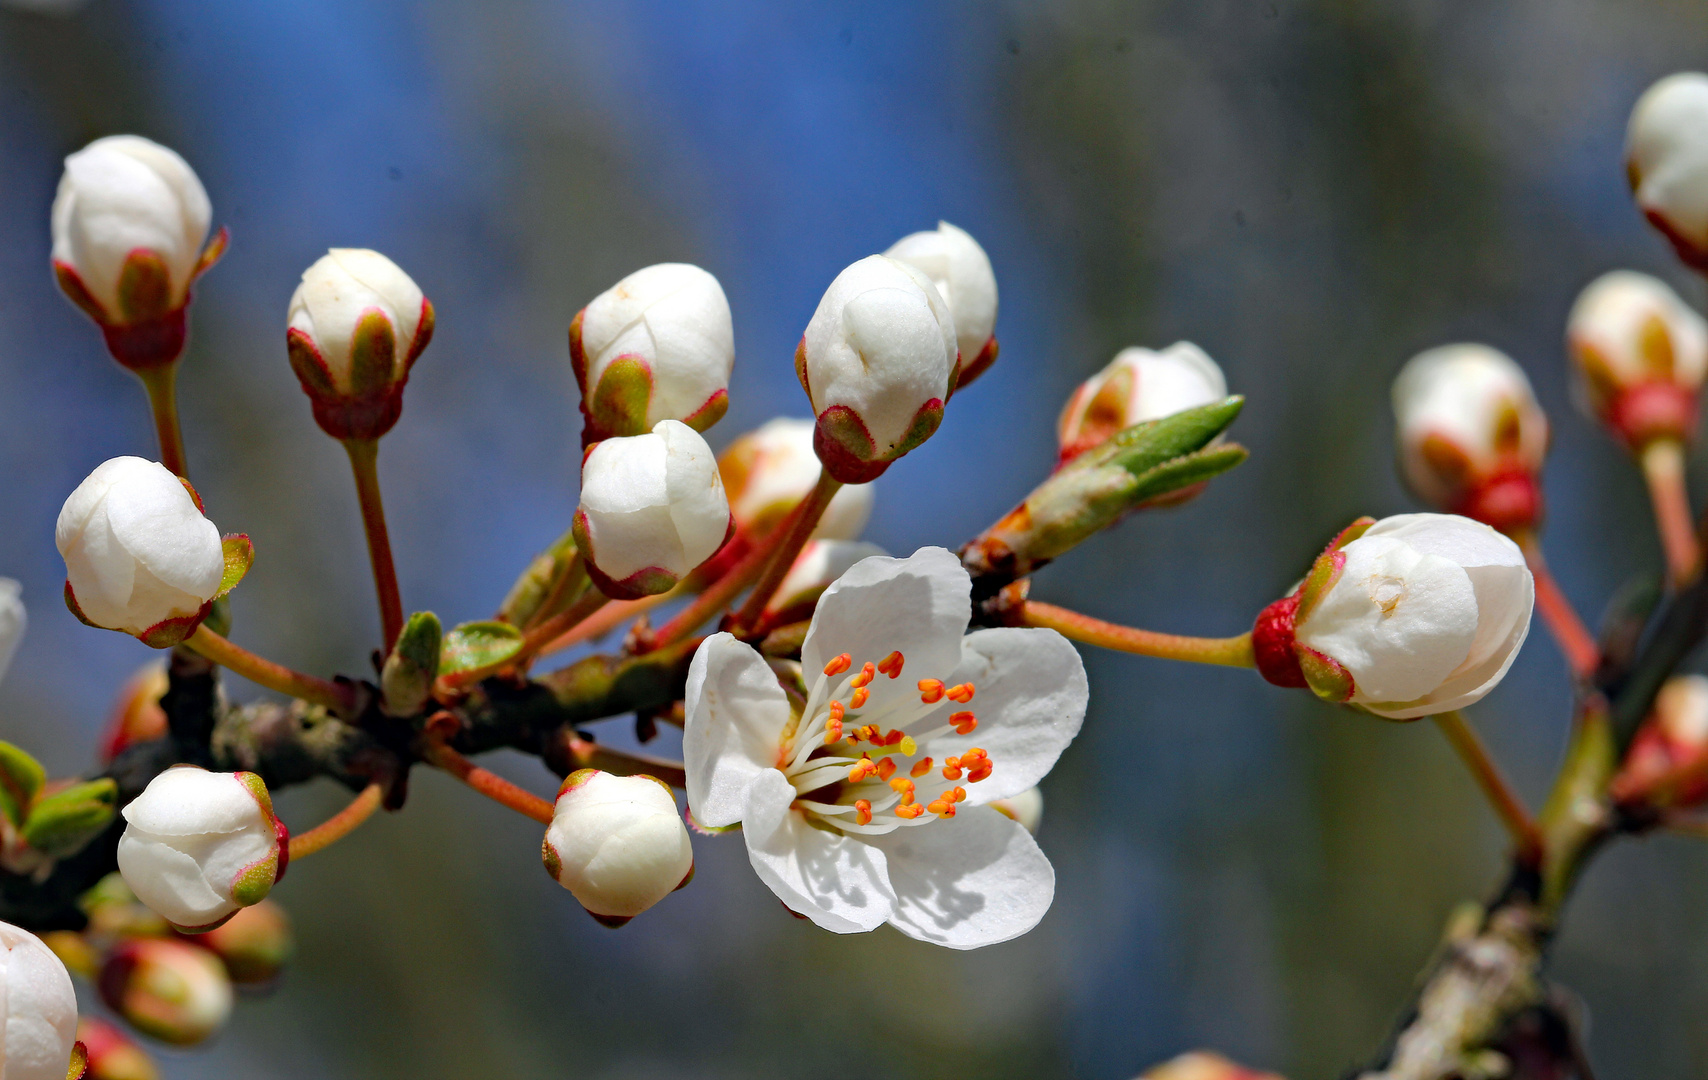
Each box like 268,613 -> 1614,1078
3,1 -> 1708,1077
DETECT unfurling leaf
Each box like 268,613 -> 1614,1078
439,620 -> 524,677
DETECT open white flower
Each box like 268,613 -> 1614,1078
720,418 -> 874,542
884,222 -> 999,388
542,770 -> 694,926
57,457 -> 226,647
797,256 -> 958,483
116,767 -> 284,933
0,920 -> 78,1080
1627,72 -> 1708,270
1566,270 -> 1707,449
0,580 -> 23,687
1057,343 -> 1227,464
1391,344 -> 1549,532
1253,514 -> 1532,720
574,419 -> 732,599
684,547 -> 1087,948
572,263 -> 735,443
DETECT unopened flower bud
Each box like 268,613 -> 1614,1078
1058,343 -> 1228,465
194,899 -> 293,985
77,1017 -> 159,1080
720,418 -> 874,541
116,767 -> 285,933
797,255 -> 957,483
1627,73 -> 1708,270
97,938 -> 232,1047
884,221 -> 999,389
1252,514 -> 1532,720
1613,674 -> 1708,808
0,920 -> 78,1080
763,539 -> 887,626
0,577 -> 23,685
1137,1051 -> 1284,1080
573,420 -> 732,600
51,136 -> 223,369
988,786 -> 1044,834
99,664 -> 168,766
57,458 -> 236,648
571,263 -> 734,444
542,770 -> 693,926
23,778 -> 119,859
1392,344 -> 1549,532
286,249 -> 435,441
1567,270 -> 1707,451
380,611 -> 442,717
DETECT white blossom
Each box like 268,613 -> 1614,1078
116,767 -> 283,933
884,221 -> 999,386
1567,270 -> 1707,448
798,256 -> 957,483
684,547 -> 1087,948
720,418 -> 874,541
1627,72 -> 1708,269
542,770 -> 694,925
0,921 -> 77,1080
1057,343 -> 1227,463
574,419 -> 732,599
573,263 -> 734,440
56,457 -> 225,644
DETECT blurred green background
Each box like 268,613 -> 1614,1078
3,1 -> 1708,1077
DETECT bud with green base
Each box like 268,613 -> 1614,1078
97,938 -> 232,1048
381,612 -> 442,717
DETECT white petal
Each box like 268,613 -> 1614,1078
800,546 -> 971,686
683,634 -> 792,828
658,420 -> 731,569
329,247 -> 425,349
741,769 -> 894,933
117,833 -> 234,927
0,580 -> 25,686
866,805 -> 1054,949
121,768 -> 268,836
925,628 -> 1087,804
102,463 -> 224,598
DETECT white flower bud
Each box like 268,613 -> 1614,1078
97,938 -> 231,1047
116,767 -> 284,933
1566,270 -> 1707,449
1057,343 -> 1227,464
884,221 -> 999,388
1253,514 -> 1532,720
51,135 -> 220,367
0,921 -> 78,1080
56,457 -> 226,647
1627,73 -> 1708,270
574,419 -> 732,599
286,249 -> 435,441
719,418 -> 874,541
571,263 -> 735,443
989,786 -> 1044,834
764,539 -> 888,621
0,579 -> 23,687
1391,344 -> 1549,532
797,255 -> 957,483
542,770 -> 694,926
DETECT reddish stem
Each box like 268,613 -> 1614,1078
728,468 -> 842,633
1511,530 -> 1599,680
422,742 -> 555,824
1433,710 -> 1543,866
1021,601 -> 1256,667
287,782 -> 384,860
137,365 -> 188,478
344,438 -> 404,653
1642,438 -> 1701,587
185,626 -> 355,715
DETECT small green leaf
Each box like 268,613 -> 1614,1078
1125,443 -> 1251,505
23,779 -> 117,858
0,742 -> 46,827
383,611 -> 443,716
440,620 -> 524,676
216,534 -> 254,599
1080,396 -> 1245,478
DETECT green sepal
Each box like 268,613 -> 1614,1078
1295,517 -> 1376,623
216,534 -> 254,599
589,355 -> 654,438
203,595 -> 232,638
22,779 -> 118,858
1074,396 -> 1246,478
347,310 -> 398,397
1123,443 -> 1250,506
440,620 -> 525,677
382,611 -> 443,717
0,742 -> 46,828
1298,648 -> 1356,703
115,249 -> 172,323
230,851 -> 279,908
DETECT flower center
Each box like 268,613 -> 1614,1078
779,650 -> 995,834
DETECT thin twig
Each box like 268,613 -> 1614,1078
1021,601 -> 1256,667
287,782 -> 384,860
1433,710 -> 1543,865
421,741 -> 555,824
184,626 -> 355,715
137,365 -> 188,478
343,437 -> 404,653
1511,530 -> 1600,680
1642,438 -> 1701,588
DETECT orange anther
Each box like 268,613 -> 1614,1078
951,711 -> 977,735
850,662 -> 876,689
877,651 -> 905,678
847,756 -> 877,783
889,776 -> 914,794
824,719 -> 844,744
877,757 -> 897,782
941,765 -> 963,781
946,683 -> 975,704
918,679 -> 945,704
856,725 -> 879,743
823,654 -> 852,677
966,747 -> 987,760
910,757 -> 934,778
851,687 -> 870,710
951,786 -> 967,802
854,800 -> 873,826
967,762 -> 993,783
882,729 -> 905,747
896,804 -> 926,819
828,701 -> 845,721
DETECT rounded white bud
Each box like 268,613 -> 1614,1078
116,767 -> 283,933
1057,343 -> 1227,463
286,249 -> 434,441
51,135 -> 213,329
542,770 -> 694,925
0,921 -> 78,1080
1627,73 -> 1708,269
574,419 -> 732,600
56,457 -> 225,646
719,418 -> 874,541
572,263 -> 735,442
797,255 -> 957,483
0,579 -> 24,687
1391,344 -> 1548,531
884,221 -> 999,387
1567,269 -> 1708,449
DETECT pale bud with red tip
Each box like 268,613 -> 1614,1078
0,920 -> 78,1080
1627,73 -> 1708,271
542,770 -> 694,926
1058,343 -> 1227,465
51,136 -> 226,370
570,263 -> 734,446
97,938 -> 232,1047
100,664 -> 168,766
286,249 -> 434,441
884,221 -> 999,390
796,255 -> 957,483
1612,674 -> 1708,809
1392,344 -> 1549,533
719,418 -> 874,544
1567,270 -> 1707,451
76,1017 -> 159,1080
193,899 -> 293,985
1136,1051 -> 1285,1080
762,539 -> 887,627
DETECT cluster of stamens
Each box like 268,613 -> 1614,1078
782,647 -> 998,835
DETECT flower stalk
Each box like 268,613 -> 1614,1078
1510,530 -> 1600,679
1432,710 -> 1543,865
137,365 -> 188,478
729,467 -> 842,632
1641,438 -> 1700,586
420,741 -> 554,824
184,626 -> 355,715
286,782 -> 384,860
1021,600 -> 1256,668
343,437 -> 404,652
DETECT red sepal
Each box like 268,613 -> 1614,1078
1251,595 -> 1307,688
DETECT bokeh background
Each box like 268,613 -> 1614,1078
1,1 -> 1707,1077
